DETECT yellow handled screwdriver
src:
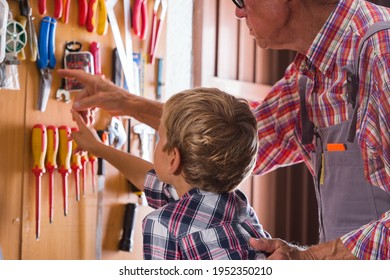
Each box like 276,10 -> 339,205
46,126 -> 58,223
71,128 -> 82,201
32,124 -> 47,240
58,126 -> 72,216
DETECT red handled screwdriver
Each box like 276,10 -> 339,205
58,126 -> 72,216
32,124 -> 47,240
46,126 -> 58,223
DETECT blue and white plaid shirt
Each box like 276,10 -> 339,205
142,170 -> 270,260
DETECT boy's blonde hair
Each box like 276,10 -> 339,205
161,87 -> 258,193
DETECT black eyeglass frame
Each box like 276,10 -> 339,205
232,0 -> 244,9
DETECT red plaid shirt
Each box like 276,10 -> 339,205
250,0 -> 390,259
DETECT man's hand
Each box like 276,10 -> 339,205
250,238 -> 314,260
57,69 -> 130,125
250,238 -> 357,260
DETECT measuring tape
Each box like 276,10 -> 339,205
6,20 -> 27,54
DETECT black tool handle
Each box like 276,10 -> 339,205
119,203 -> 138,252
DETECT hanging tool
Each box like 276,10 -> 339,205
78,0 -> 88,26
38,0 -> 63,18
86,0 -> 108,35
62,0 -> 71,23
5,19 -> 27,55
58,126 -> 72,216
80,151 -> 89,197
0,0 -> 8,63
32,124 -> 47,240
46,125 -> 58,223
71,128 -> 82,201
106,0 -> 135,93
89,152 -> 97,193
119,203 -> 138,252
95,130 -> 108,259
36,17 -> 57,112
89,41 -> 101,75
20,0 -> 38,61
132,0 -> 148,40
148,0 -> 167,64
154,58 -> 163,99
14,15 -> 27,61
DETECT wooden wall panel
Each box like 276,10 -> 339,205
1,0 -> 164,260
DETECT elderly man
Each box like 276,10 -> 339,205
58,0 -> 390,259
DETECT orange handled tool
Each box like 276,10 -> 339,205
62,0 -> 71,23
71,128 -> 82,201
46,126 -> 58,223
58,126 -> 72,216
32,124 -> 47,240
89,152 -> 97,193
80,151 -> 89,197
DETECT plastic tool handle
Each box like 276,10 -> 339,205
38,0 -> 46,15
119,203 -> 138,252
37,17 -> 57,70
97,0 -> 108,36
54,0 -> 63,18
89,41 -> 101,75
46,126 -> 58,171
62,0 -> 71,23
78,0 -> 88,26
58,126 -> 72,173
32,124 -> 47,174
86,0 -> 97,32
132,0 -> 147,40
71,128 -> 82,201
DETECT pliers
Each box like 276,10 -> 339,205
132,0 -> 148,40
36,17 -> 57,112
38,0 -> 63,18
148,0 -> 167,63
86,0 -> 108,35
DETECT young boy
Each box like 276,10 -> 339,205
71,87 -> 270,260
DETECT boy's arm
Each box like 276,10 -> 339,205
71,109 -> 152,191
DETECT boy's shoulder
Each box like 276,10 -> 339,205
145,188 -> 254,237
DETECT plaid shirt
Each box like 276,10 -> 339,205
142,170 -> 270,260
250,0 -> 389,259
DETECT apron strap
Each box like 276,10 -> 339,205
345,21 -> 390,143
299,75 -> 315,144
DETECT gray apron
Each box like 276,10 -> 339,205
299,23 -> 390,243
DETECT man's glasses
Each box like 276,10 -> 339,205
232,0 -> 244,9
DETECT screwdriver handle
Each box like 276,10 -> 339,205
32,124 -> 47,174
119,203 -> 138,252
86,0 -> 97,32
71,128 -> 82,201
46,126 -> 58,172
58,126 -> 72,174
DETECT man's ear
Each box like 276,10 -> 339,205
168,147 -> 181,174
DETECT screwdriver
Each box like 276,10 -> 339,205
32,124 -> 47,240
46,125 -> 58,223
71,128 -> 82,201
89,152 -> 97,193
58,126 -> 72,216
80,151 -> 89,197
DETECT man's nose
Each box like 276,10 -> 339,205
235,6 -> 246,19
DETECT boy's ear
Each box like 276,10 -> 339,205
168,147 -> 181,174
